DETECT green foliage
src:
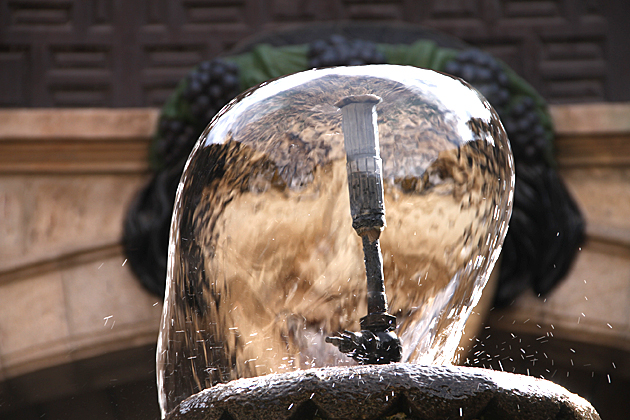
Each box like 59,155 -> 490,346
227,44 -> 309,91
379,39 -> 458,70
152,38 -> 555,169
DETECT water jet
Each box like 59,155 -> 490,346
157,65 -> 598,420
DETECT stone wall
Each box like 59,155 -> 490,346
0,104 -> 629,419
0,109 -> 160,383
471,103 -> 630,420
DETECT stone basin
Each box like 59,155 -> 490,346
166,364 -> 600,420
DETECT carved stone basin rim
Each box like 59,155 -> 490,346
166,363 -> 600,420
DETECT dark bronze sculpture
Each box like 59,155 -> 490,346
123,30 -> 584,311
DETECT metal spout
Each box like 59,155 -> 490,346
335,94 -> 386,238
326,94 -> 402,365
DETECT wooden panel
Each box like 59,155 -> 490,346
46,45 -> 112,106
182,0 -> 247,27
7,0 -> 73,28
0,46 -> 30,107
0,0 -> 626,106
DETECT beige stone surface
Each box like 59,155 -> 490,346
0,175 -> 147,273
559,247 -> 630,328
463,105 -> 630,366
561,167 -> 630,235
489,242 -> 630,352
552,104 -> 630,167
0,251 -> 162,379
0,108 -> 158,140
0,271 -> 70,354
488,162 -> 630,352
0,109 -> 159,380
0,109 -> 155,174
63,256 -> 161,338
551,103 -> 630,135
0,271 -> 72,368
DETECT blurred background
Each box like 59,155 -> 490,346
1,1 -> 629,419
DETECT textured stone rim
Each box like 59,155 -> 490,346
166,364 -> 600,420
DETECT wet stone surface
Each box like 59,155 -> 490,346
166,364 -> 600,420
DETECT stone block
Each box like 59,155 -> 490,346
62,255 -> 161,338
0,109 -> 157,140
548,244 -> 630,330
0,174 -> 146,273
561,167 -> 630,234
489,241 -> 630,354
0,271 -> 70,367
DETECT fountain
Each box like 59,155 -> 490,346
157,65 -> 599,420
